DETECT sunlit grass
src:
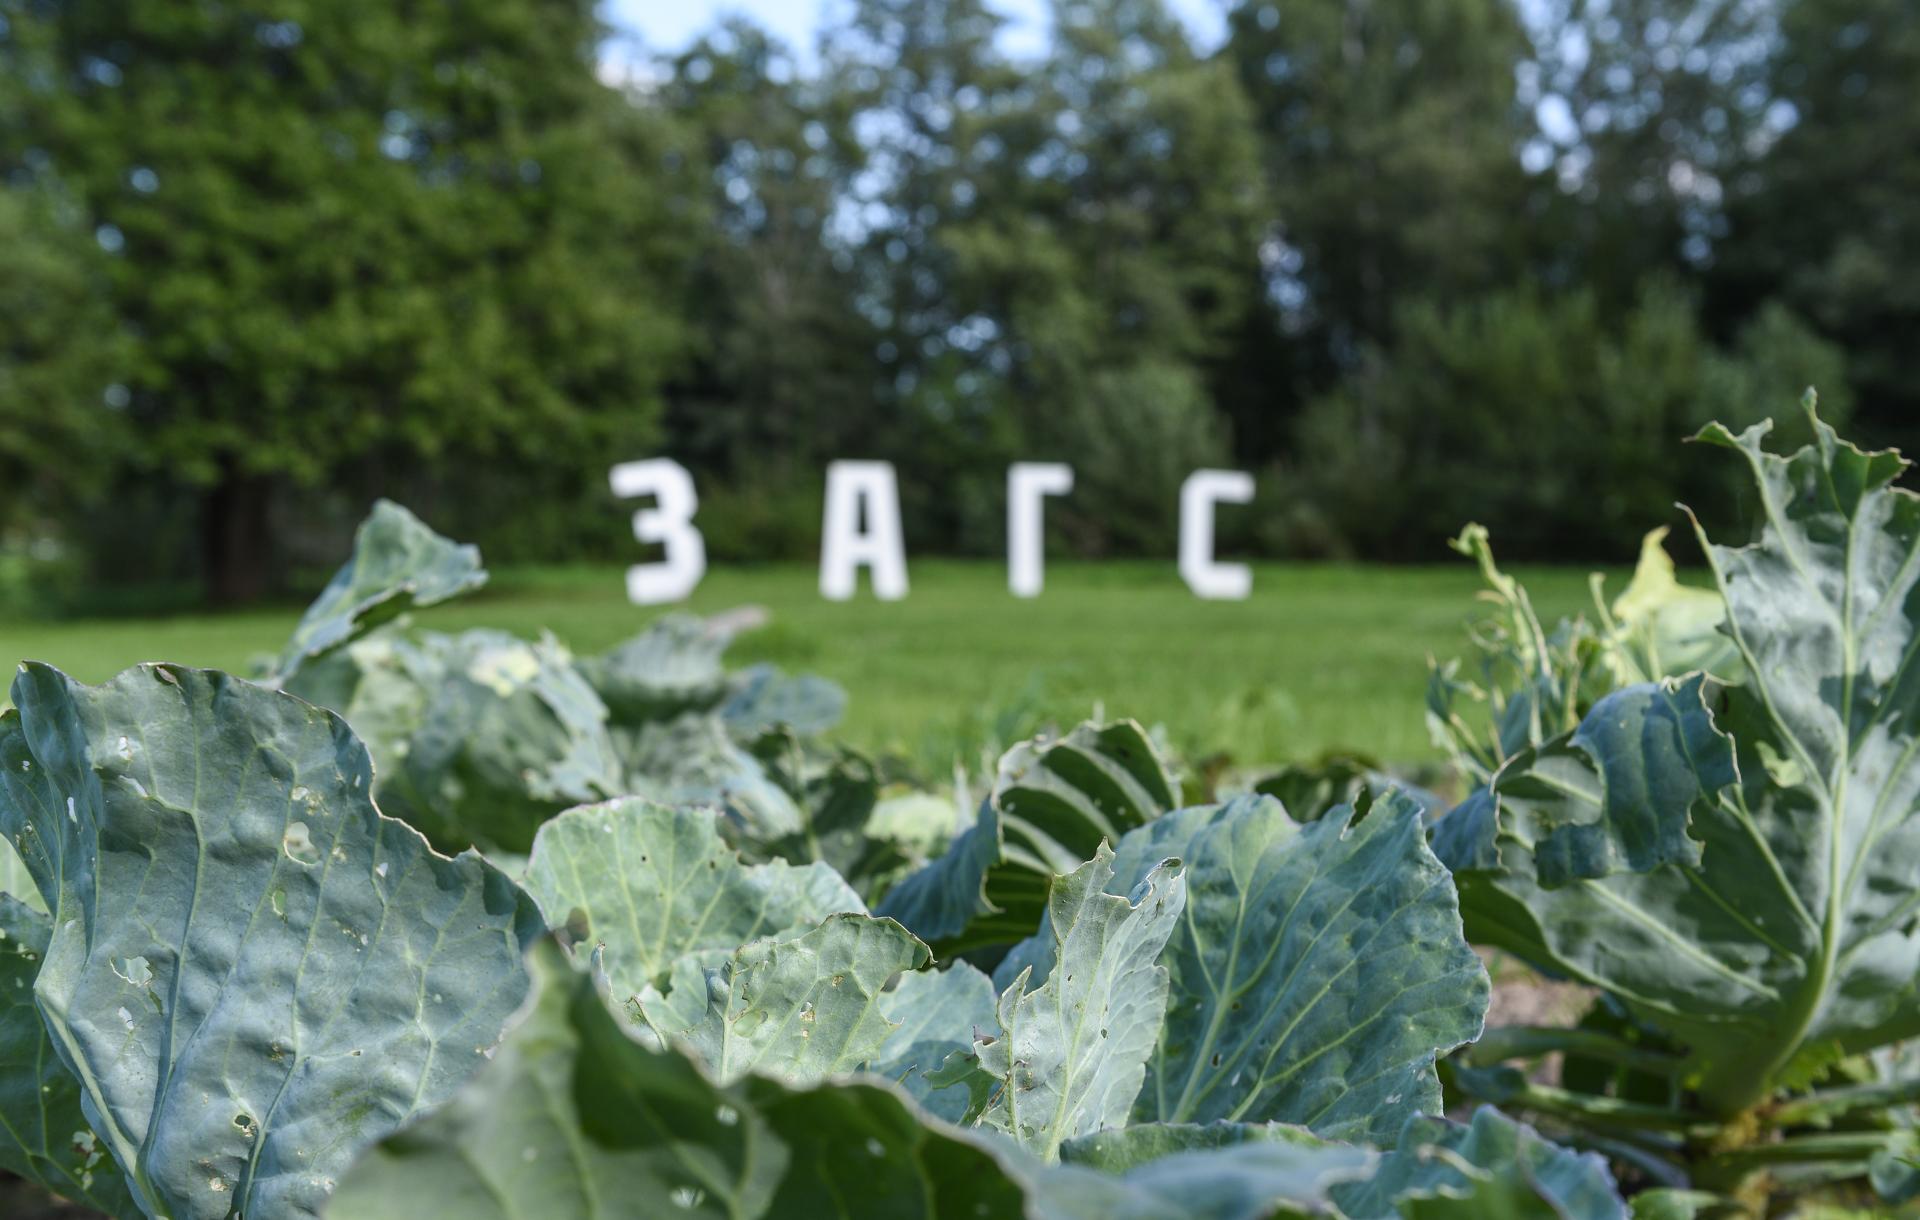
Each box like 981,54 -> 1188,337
0,559 -> 1619,774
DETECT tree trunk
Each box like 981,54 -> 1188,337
200,462 -> 277,606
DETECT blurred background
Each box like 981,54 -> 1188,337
0,0 -> 1911,768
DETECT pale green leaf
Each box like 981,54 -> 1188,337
615,712 -> 803,839
523,798 -> 863,1006
575,614 -> 734,723
1599,526 -> 1740,686
0,662 -> 543,1220
380,629 -> 625,854
978,845 -> 1186,1161
0,833 -> 39,911
722,664 -> 848,741
644,912 -> 931,1086
272,500 -> 484,682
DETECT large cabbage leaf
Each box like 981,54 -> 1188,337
376,629 -> 626,853
1003,793 -> 1485,1144
1435,412 -> 1920,1115
330,944 -> 1401,1220
0,895 -> 138,1217
613,711 -> 804,838
0,662 -> 543,1219
1040,1128 -> 1376,1220
1332,1108 -> 1626,1220
574,613 -> 736,722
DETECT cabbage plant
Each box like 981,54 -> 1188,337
1437,402 -> 1920,1211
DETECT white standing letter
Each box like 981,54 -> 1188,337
821,461 -> 909,601
1179,469 -> 1254,600
1007,462 -> 1074,597
610,458 -> 706,604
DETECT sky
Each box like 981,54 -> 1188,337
605,0 -> 1229,69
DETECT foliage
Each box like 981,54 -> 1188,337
0,0 -> 1915,580
1292,281 -> 1851,561
0,0 -> 693,599
0,497 -> 1618,1219
0,188 -> 128,546
1433,403 -> 1920,1209
13,409 -> 1920,1216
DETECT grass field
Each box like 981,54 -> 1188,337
0,559 -> 1619,774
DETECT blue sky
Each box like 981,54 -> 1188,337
605,0 -> 1229,65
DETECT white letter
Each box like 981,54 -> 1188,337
1179,469 -> 1254,600
1007,462 -> 1074,598
610,458 -> 705,604
821,461 -> 909,601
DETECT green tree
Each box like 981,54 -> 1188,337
0,0 -> 692,601
821,0 -> 1031,552
1714,0 -> 1920,450
656,20 -> 878,559
1291,279 -> 1850,560
0,186 -> 128,540
1515,0 -> 1778,313
1222,0 -> 1533,381
980,0 -> 1266,553
822,0 -> 1265,554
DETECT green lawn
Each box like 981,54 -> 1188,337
0,559 -> 1617,773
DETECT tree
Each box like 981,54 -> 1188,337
817,0 -> 1266,554
967,0 -> 1267,553
1222,0 -> 1534,384
0,186 -> 129,541
818,0 -> 1034,552
1516,0 -> 1779,314
1713,0 -> 1920,452
0,0 -> 692,601
654,20 -> 879,558
1290,278 -> 1851,560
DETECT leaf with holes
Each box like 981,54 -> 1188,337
0,662 -> 543,1219
642,912 -> 930,1086
523,798 -> 862,1008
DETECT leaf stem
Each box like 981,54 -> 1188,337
1462,1025 -> 1684,1077
1767,1076 -> 1920,1128
1455,1071 -> 1720,1140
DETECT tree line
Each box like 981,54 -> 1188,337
0,0 -> 1912,605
